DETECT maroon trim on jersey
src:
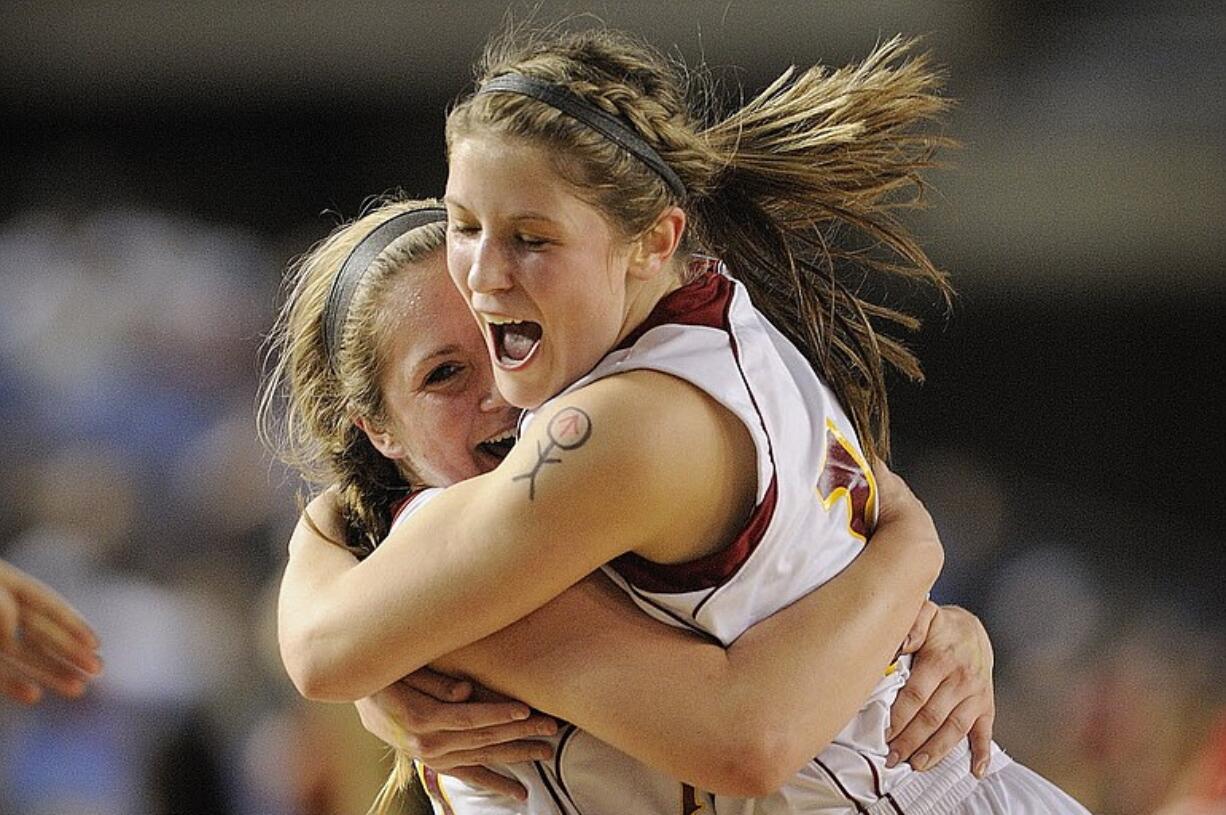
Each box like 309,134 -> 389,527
610,475 -> 777,593
533,760 -> 575,815
389,488 -> 431,528
553,725 -> 589,815
607,259 -> 780,595
613,260 -> 730,352
861,750 -> 885,797
624,582 -> 721,640
813,758 -> 870,815
420,766 -> 457,815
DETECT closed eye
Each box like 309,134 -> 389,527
517,234 -> 550,249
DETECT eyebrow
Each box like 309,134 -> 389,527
412,344 -> 464,371
441,198 -> 559,225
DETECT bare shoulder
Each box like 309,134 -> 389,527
507,370 -> 756,563
523,370 -> 743,477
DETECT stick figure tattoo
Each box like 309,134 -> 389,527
513,406 -> 593,500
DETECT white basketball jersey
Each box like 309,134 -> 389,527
403,261 -> 1007,814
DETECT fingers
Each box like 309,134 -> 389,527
0,589 -> 17,652
360,681 -> 556,764
0,661 -> 43,705
968,711 -> 996,778
21,610 -> 103,676
900,600 -> 939,655
425,738 -> 555,771
394,683 -> 535,732
11,580 -> 98,650
406,713 -> 558,765
0,643 -> 91,699
870,458 -> 914,518
886,656 -> 942,746
889,690 -> 983,771
443,766 -> 530,802
401,667 -> 473,703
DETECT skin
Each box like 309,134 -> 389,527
273,136 -> 961,789
356,259 -> 520,483
279,146 -> 996,793
445,133 -> 683,411
0,558 -> 102,704
286,245 -> 993,796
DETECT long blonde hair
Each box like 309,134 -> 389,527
257,197 -> 447,556
448,27 -> 954,461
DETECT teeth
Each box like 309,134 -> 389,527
482,429 -> 516,444
484,315 -> 520,325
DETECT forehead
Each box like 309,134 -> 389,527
380,254 -> 473,353
446,133 -> 587,217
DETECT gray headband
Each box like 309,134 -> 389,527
322,207 -> 447,367
476,74 -> 686,200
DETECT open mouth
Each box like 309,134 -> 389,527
477,428 -> 516,461
488,319 -> 542,368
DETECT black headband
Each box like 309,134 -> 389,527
475,74 -> 686,200
322,207 -> 447,367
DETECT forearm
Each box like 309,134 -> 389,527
277,509 -> 366,700
431,527 -> 939,796
713,527 -> 940,786
277,378 -> 724,700
275,474 -> 590,699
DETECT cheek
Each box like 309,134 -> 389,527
409,407 -> 477,483
446,245 -> 471,293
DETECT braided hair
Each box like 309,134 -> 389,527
258,198 -> 447,556
447,27 -> 953,461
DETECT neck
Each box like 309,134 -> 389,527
615,264 -> 685,347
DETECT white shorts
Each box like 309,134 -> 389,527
865,742 -> 1091,815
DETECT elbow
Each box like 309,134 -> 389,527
279,625 -> 369,703
699,728 -> 810,798
284,660 -> 354,703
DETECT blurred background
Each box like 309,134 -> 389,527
0,1 -> 1222,813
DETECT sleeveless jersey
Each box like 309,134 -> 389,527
407,261 -> 1009,814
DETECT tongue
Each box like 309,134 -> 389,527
502,322 -> 542,361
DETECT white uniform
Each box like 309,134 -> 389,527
402,260 -> 1089,815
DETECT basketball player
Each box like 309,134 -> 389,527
262,197 -> 994,812
277,26 -> 1091,813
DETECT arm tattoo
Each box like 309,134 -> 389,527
512,406 -> 593,500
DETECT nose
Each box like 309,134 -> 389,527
466,235 -> 513,295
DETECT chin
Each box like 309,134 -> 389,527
494,375 -> 549,411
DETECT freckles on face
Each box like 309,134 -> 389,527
373,254 -> 519,487
444,133 -> 632,409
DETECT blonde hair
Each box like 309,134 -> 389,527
257,197 -> 447,556
448,26 -> 954,460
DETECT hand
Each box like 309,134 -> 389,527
887,602 -> 995,778
872,460 -> 944,579
356,667 -> 558,801
302,488 -> 347,545
0,559 -> 102,703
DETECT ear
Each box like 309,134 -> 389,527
627,206 -> 686,282
353,415 -> 407,461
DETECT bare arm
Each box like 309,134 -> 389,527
427,462 -> 940,796
279,371 -> 754,699
286,462 -> 941,796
